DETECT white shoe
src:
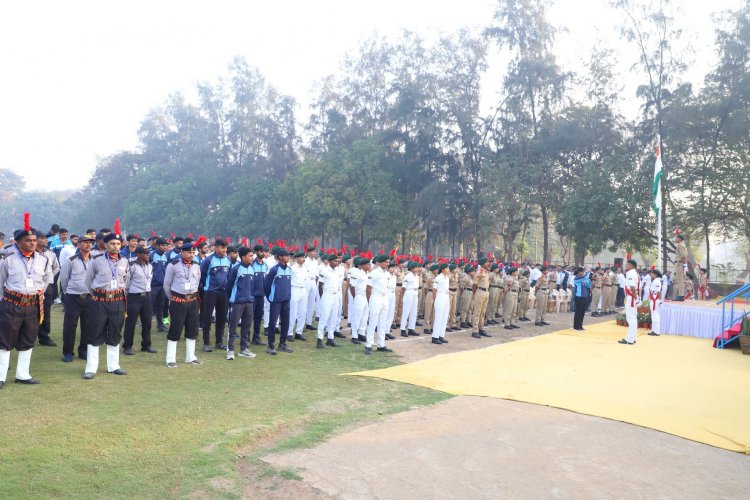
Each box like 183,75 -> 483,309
238,349 -> 256,358
226,350 -> 235,360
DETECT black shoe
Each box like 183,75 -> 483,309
251,338 -> 267,346
358,334 -> 367,341
541,321 -> 550,326
391,324 -> 397,330
416,321 -> 423,327
38,338 -> 57,347
460,322 -> 469,329
364,346 -> 373,355
15,377 -> 40,384
0,381 -> 4,389
467,322 -> 473,328
78,353 -> 87,360
141,346 -> 157,353
266,347 -> 277,355
424,329 -> 432,335
592,312 -> 599,317
432,338 -> 442,345
351,338 -> 361,345
82,372 -> 95,380
418,314 -> 424,320
400,330 -> 408,337
504,325 -> 513,330
479,331 -> 492,338
519,317 -> 531,322
385,333 -> 395,340
510,324 -> 520,329
326,339 -> 339,347
647,332 -> 660,336
535,322 -> 543,326
675,296 -> 685,302
305,324 -> 315,331
108,369 -> 127,375
286,335 -> 295,342
439,337 -> 448,343
377,346 -> 393,352
215,343 -> 227,350
295,334 -> 307,341
157,325 -> 168,332
316,339 -> 325,349
123,348 -> 135,356
278,344 -> 293,353
618,339 -> 634,345
471,332 -> 482,338
334,331 -> 345,338
408,329 -> 419,336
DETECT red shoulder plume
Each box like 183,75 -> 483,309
151,230 -> 157,237
135,233 -> 140,239
341,244 -> 347,254
23,212 -> 30,232
280,240 -> 285,248
390,248 -> 397,257
428,254 -> 433,261
193,235 -> 207,249
241,237 -> 248,247
313,239 -> 318,248
114,218 -> 121,236
651,265 -> 656,270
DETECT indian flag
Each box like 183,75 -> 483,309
653,139 -> 662,216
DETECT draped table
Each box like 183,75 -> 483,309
660,302 -> 724,339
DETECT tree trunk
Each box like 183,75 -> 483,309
401,231 -> 406,255
541,205 -> 550,263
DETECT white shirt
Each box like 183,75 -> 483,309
529,268 -> 542,282
367,266 -> 389,296
403,271 -> 420,292
434,273 -> 449,294
351,268 -> 369,294
641,273 -> 652,300
320,265 -> 344,294
617,273 -> 626,289
59,245 -> 77,262
649,276 -> 662,300
387,272 -> 397,293
290,262 -> 308,287
304,257 -> 319,282
625,269 -> 640,307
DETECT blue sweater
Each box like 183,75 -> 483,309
200,254 -> 232,293
150,250 -> 169,286
574,272 -> 592,298
226,263 -> 255,304
264,263 -> 292,303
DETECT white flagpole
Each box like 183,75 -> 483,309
657,206 -> 662,272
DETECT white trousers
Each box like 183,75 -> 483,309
317,293 -> 340,339
366,295 -> 389,348
305,282 -> 318,324
625,305 -> 638,343
335,293 -> 343,331
288,286 -> 307,337
400,290 -> 418,330
650,300 -> 661,334
432,293 -> 450,338
350,295 -> 369,338
386,291 -> 396,327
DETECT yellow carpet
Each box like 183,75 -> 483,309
349,321 -> 750,453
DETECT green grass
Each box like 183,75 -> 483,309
0,308 -> 449,498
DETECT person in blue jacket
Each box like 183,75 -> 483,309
264,248 -> 292,355
150,238 -> 170,332
250,245 -> 268,347
199,239 -> 231,352
572,266 -> 592,331
225,246 -> 257,360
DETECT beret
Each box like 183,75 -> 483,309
407,261 -> 419,270
438,263 -> 449,271
276,249 -> 290,257
374,254 -> 389,263
103,233 -> 123,243
328,253 -> 339,261
134,246 -> 149,255
429,264 -> 439,272
478,257 -> 488,266
449,263 -> 457,270
293,250 -> 305,258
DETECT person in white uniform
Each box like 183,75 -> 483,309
348,258 -> 370,345
364,254 -> 393,354
647,269 -> 663,336
431,263 -> 451,345
287,251 -> 308,342
303,246 -> 319,330
316,253 -> 344,348
385,260 -> 398,337
399,261 -> 421,337
619,259 -> 641,345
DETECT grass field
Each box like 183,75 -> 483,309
0,308 -> 449,498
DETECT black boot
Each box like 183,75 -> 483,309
401,330 -> 408,337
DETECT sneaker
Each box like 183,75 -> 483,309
186,358 -> 203,365
215,343 -> 227,350
238,349 -> 256,358
62,353 -> 74,363
202,344 -> 213,353
278,344 -> 293,353
251,338 -> 267,346
266,347 -> 277,355
166,362 -> 178,368
226,350 -> 235,360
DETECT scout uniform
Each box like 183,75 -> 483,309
422,265 -> 437,334
459,266 -> 475,328
674,234 -> 688,300
503,268 -> 520,329
163,242 -> 203,367
83,229 -> 130,379
517,271 -> 531,321
122,247 -> 156,355
447,264 -> 459,330
59,232 -> 96,361
0,220 -> 50,387
471,258 -> 491,338
534,268 -> 550,326
590,268 -> 603,316
431,264 -> 451,344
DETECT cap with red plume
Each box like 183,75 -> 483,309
113,218 -> 121,238
193,235 -> 208,249
14,212 -> 35,240
241,237 -> 248,247
313,239 -> 318,249
626,253 -> 632,260
151,230 -> 157,237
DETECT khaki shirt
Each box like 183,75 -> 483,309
592,273 -> 602,288
519,276 -> 530,292
473,267 -> 490,289
676,242 -> 688,264
548,271 -> 558,289
449,271 -> 458,290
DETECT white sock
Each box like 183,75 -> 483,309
0,349 -> 9,383
166,340 -> 177,364
185,339 -> 196,362
15,349 -> 33,380
106,344 -> 120,372
85,345 -> 99,374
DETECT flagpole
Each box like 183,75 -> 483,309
657,207 -> 662,272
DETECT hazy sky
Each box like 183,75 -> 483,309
0,0 -> 741,191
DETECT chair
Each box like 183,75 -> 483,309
557,290 -> 569,313
548,289 -> 560,313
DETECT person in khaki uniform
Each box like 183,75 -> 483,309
486,264 -> 502,325
590,267 -> 603,316
418,262 -> 431,319
459,265 -> 475,328
422,264 -> 438,334
341,255 -> 351,319
674,232 -> 688,301
448,263 -> 459,331
503,267 -> 520,329
608,266 -> 619,313
534,266 -> 550,326
471,258 -> 492,339
601,269 -> 612,315
392,261 -> 405,328
518,270 -> 532,321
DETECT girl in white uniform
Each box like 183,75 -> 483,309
431,263 -> 451,345
400,262 -> 421,336
647,269 -> 663,336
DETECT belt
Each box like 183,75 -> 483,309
424,288 -> 433,291
172,292 -> 197,300
477,287 -> 487,291
603,285 -> 611,287
128,292 -> 151,297
449,288 -> 457,292
92,288 -> 125,301
522,288 -> 530,292
324,291 -> 341,295
539,288 -> 548,291
3,288 -> 40,306
490,285 -> 501,288
396,284 -> 403,287
510,289 -> 519,293
594,286 -> 601,289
